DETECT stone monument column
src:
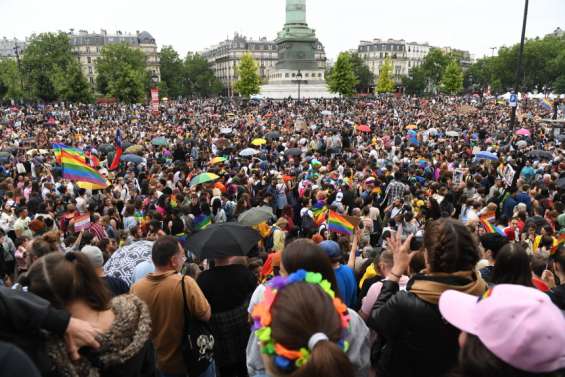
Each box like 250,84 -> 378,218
286,0 -> 307,25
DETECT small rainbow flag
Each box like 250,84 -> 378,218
194,214 -> 211,231
53,144 -> 85,165
328,210 -> 354,236
540,98 -> 553,111
311,201 -> 328,226
551,233 -> 565,256
480,218 -> 506,237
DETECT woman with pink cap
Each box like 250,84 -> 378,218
439,284 -> 565,377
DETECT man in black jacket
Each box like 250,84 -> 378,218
0,287 -> 100,373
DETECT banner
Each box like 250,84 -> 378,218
150,87 -> 159,114
74,214 -> 91,232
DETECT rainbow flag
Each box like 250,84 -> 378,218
480,218 -> 506,237
194,214 -> 211,230
540,98 -> 553,111
62,152 -> 109,188
479,211 -> 496,224
311,201 -> 328,226
53,144 -> 85,164
328,210 -> 354,236
551,233 -> 565,256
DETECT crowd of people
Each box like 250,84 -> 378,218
0,95 -> 564,377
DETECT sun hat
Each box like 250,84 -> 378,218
439,284 -> 565,373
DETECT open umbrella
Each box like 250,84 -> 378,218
98,144 -> 114,154
185,223 -> 261,259
516,140 -> 528,148
220,127 -> 233,135
122,141 -> 133,150
103,240 -> 154,285
284,148 -> 302,157
76,181 -> 109,190
264,131 -> 280,140
151,136 -> 168,146
321,110 -> 332,116
251,138 -> 267,146
190,172 -> 220,187
356,125 -> 371,133
239,148 -> 260,157
237,206 -> 275,226
125,145 -> 144,154
473,151 -> 499,161
405,124 -> 417,130
515,128 -> 531,137
0,151 -> 11,158
25,149 -> 49,156
121,154 -> 145,164
210,156 -> 227,165
446,131 -> 459,137
527,150 -> 553,160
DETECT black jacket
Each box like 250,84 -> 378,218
367,280 -> 460,377
547,284 -> 565,311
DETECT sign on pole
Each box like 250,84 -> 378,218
150,87 -> 159,114
509,93 -> 518,108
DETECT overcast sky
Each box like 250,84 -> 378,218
2,0 -> 564,61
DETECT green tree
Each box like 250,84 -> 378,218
420,48 -> 451,93
185,54 -> 223,97
376,57 -> 396,93
350,53 -> 374,93
234,52 -> 261,97
21,32 -> 91,102
159,46 -> 185,98
0,60 -> 23,101
554,76 -> 565,94
327,52 -> 358,97
402,66 -> 426,96
96,43 -> 148,103
441,61 -> 464,94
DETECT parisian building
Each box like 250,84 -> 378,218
356,38 -> 472,83
0,37 -> 26,61
69,29 -> 160,86
201,33 -> 326,96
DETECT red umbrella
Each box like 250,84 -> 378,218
357,125 -> 371,133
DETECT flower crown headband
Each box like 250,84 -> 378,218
251,269 -> 351,372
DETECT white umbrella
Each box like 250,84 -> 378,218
103,240 -> 154,286
239,148 -> 260,157
220,127 -> 233,134
446,131 -> 459,137
321,110 -> 332,116
516,140 -> 528,148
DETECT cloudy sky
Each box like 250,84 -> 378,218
2,0 -> 564,60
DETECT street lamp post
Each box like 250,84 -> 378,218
296,69 -> 303,101
13,43 -> 24,96
510,0 -> 529,130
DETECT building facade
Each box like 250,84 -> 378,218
202,32 -> 327,96
357,38 -> 431,83
69,30 -> 160,86
0,37 -> 26,61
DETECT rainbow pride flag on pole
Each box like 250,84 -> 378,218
480,218 -> 506,237
194,214 -> 211,231
62,152 -> 109,189
328,210 -> 354,236
311,201 -> 328,226
53,144 -> 85,165
540,98 -> 553,111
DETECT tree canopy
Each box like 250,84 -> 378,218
327,52 -> 358,97
159,46 -> 185,99
20,32 -> 91,102
350,54 -> 374,94
185,54 -> 223,97
376,57 -> 396,93
234,52 -> 261,98
96,43 -> 148,103
441,61 -> 464,95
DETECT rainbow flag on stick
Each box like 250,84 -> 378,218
53,144 -> 85,165
311,201 -> 328,226
480,218 -> 506,237
328,210 -> 354,236
62,152 -> 109,189
194,214 -> 211,231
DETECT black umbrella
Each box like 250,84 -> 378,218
98,144 -> 114,154
284,148 -> 302,157
526,150 -> 553,160
186,223 -> 261,259
264,131 -> 280,141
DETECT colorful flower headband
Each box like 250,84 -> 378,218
251,269 -> 351,372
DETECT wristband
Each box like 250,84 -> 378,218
389,271 -> 402,279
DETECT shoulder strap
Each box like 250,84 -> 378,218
180,274 -> 192,323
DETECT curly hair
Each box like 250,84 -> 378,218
424,218 -> 480,273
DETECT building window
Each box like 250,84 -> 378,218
380,52 -> 383,58
86,46 -> 90,53
292,73 -> 295,77
88,66 -> 93,74
285,73 -> 289,78
305,73 -> 309,78
87,57 -> 91,63
89,77 -> 94,84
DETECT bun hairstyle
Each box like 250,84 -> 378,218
424,218 -> 480,273
269,283 -> 354,377
26,252 -> 111,310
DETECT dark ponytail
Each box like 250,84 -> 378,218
296,340 -> 354,377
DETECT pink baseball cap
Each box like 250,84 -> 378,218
439,284 -> 565,373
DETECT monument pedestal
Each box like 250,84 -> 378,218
260,82 -> 336,99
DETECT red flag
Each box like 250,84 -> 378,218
109,129 -> 122,171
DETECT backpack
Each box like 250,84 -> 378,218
301,214 -> 315,235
